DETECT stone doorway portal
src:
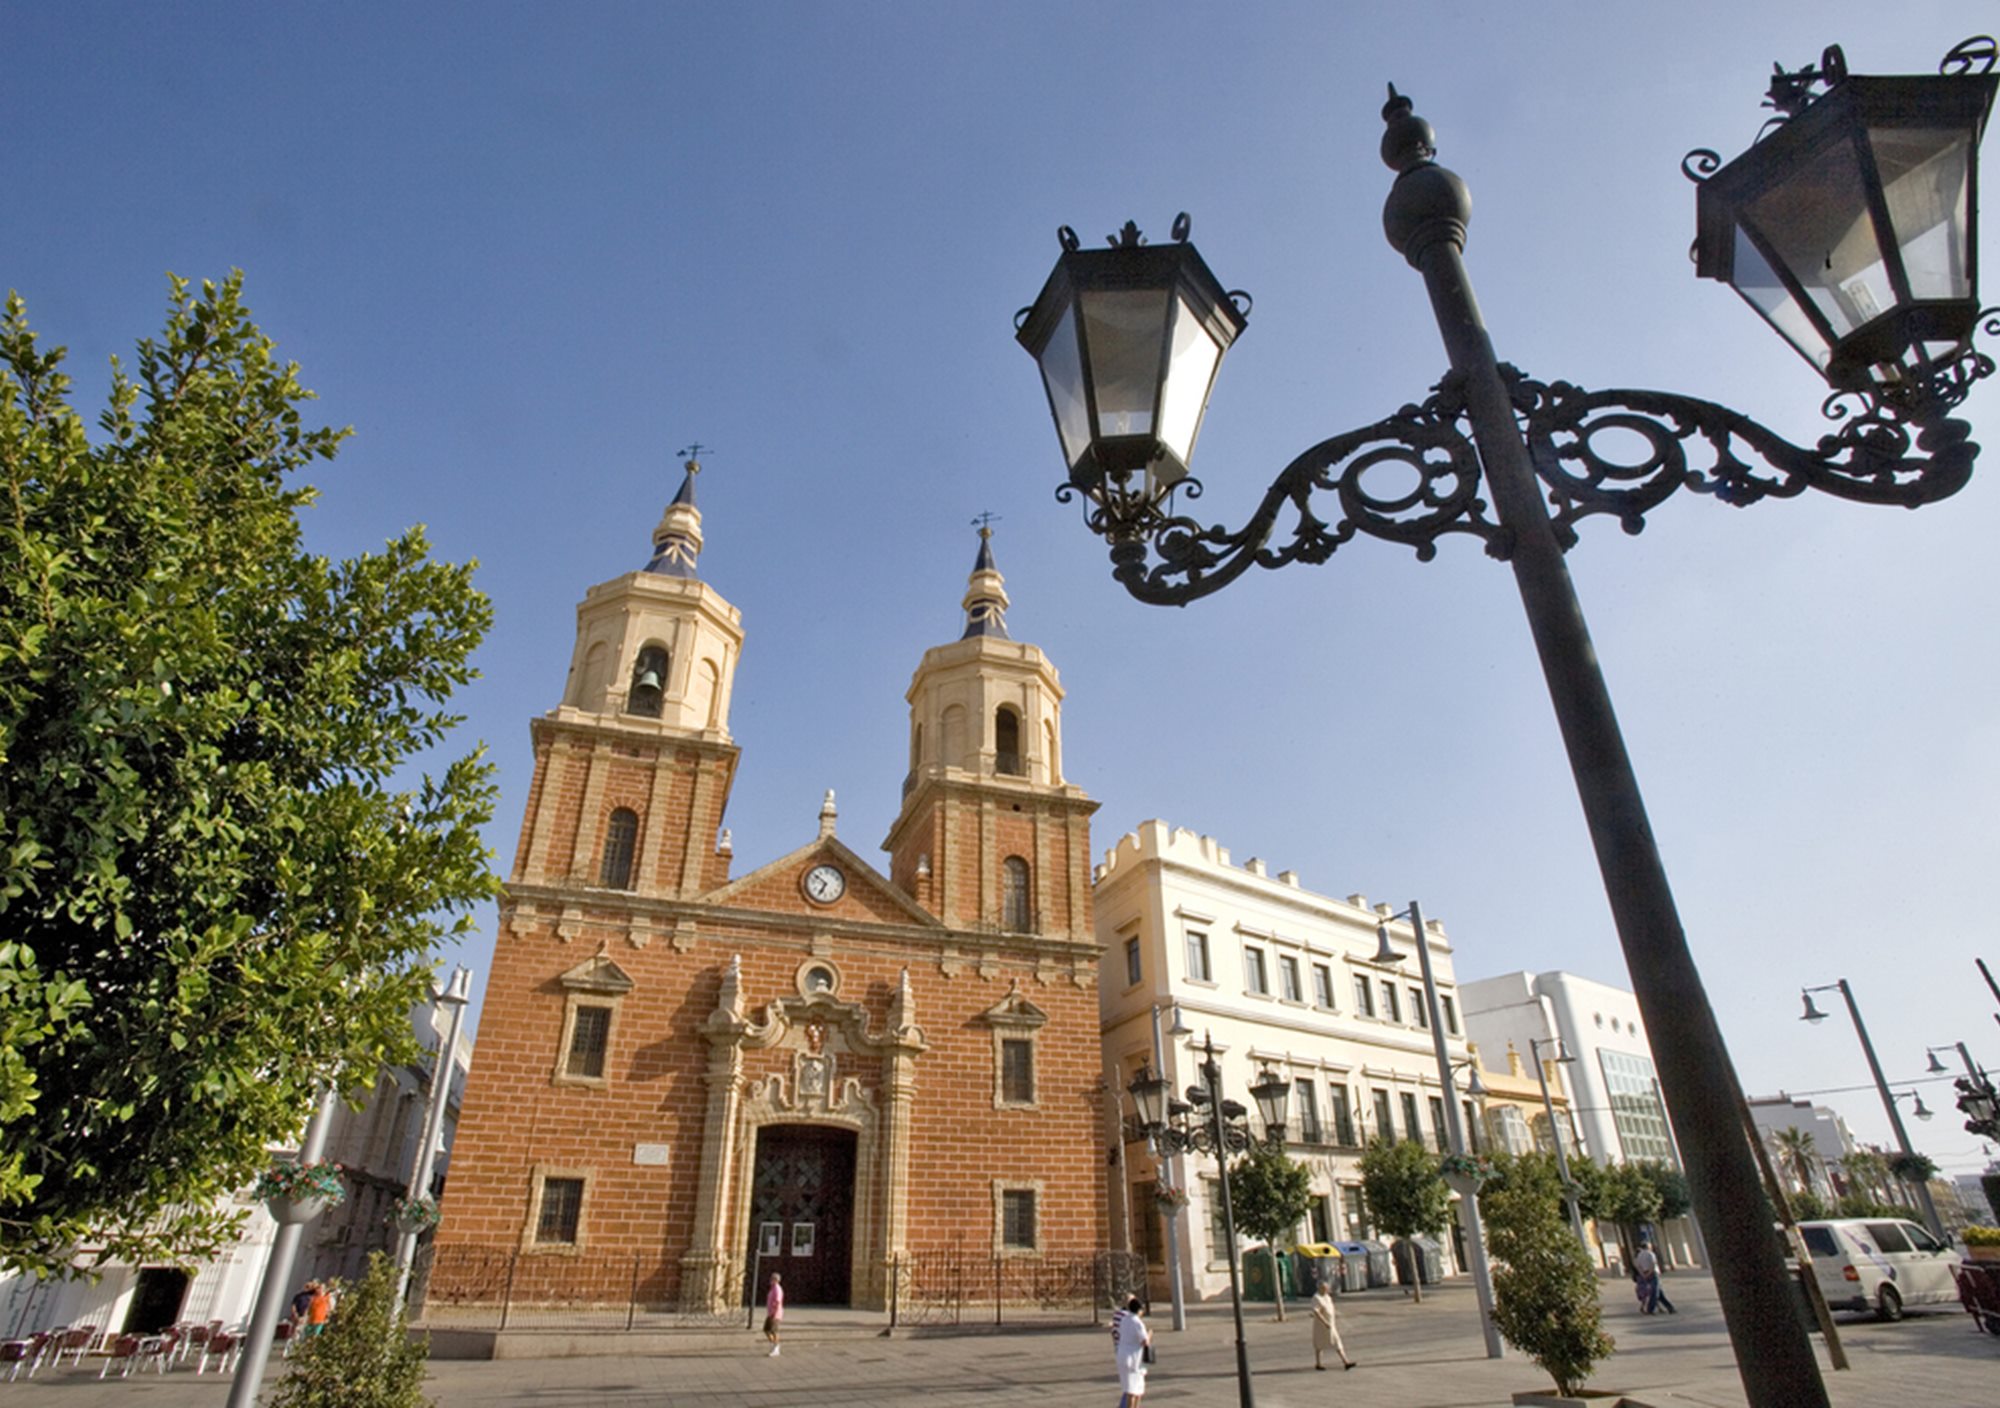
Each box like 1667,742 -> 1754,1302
746,1124 -> 857,1306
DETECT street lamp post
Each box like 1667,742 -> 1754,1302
1016,39 -> 1997,1408
225,1086 -> 339,1408
1528,1037 -> 1592,1256
393,966 -> 472,1312
1375,902 -> 1503,1359
1127,1032 -> 1279,1408
1929,1042 -> 2000,1141
1147,1002 -> 1192,1331
1801,980 -> 1945,1238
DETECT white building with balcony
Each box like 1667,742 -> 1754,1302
1096,820 -> 1482,1304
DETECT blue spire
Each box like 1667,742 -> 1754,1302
645,460 -> 704,578
961,525 -> 1010,640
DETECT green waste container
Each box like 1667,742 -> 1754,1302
1241,1246 -> 1288,1302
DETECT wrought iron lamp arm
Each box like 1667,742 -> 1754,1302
1087,362 -> 1986,607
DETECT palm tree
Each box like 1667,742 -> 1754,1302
1771,1127 -> 1820,1197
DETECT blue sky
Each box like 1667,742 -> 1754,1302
7,2 -> 1997,1174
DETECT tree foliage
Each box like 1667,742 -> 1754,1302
1359,1138 -> 1450,1302
1227,1141 -> 1314,1319
1635,1160 -> 1690,1223
0,277 -> 496,1274
1772,1126 -> 1820,1194
265,1252 -> 431,1408
1482,1152 -> 1615,1397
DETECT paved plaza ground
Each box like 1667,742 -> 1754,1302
7,1272 -> 1995,1407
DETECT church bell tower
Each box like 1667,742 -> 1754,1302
510,459 -> 744,902
884,527 -> 1096,938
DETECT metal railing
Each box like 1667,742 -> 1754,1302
888,1249 -> 1145,1329
409,1245 -> 1143,1332
410,1245 -> 748,1331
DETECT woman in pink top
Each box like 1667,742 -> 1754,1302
764,1272 -> 784,1356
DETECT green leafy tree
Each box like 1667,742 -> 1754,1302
1636,1161 -> 1690,1223
1482,1152 -> 1615,1397
0,278 -> 497,1274
266,1251 -> 431,1408
1358,1138 -> 1450,1303
1567,1154 -> 1609,1222
1598,1161 -> 1664,1265
1227,1141 -> 1314,1320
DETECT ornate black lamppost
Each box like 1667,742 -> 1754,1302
1128,1037 -> 1288,1408
1022,39 -> 1996,1408
1930,1042 -> 2000,1140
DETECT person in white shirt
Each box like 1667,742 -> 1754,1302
1110,1296 -> 1151,1405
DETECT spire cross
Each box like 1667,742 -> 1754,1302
970,510 -> 1002,537
678,444 -> 708,473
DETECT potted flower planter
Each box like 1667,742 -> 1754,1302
266,1192 -> 333,1226
393,1205 -> 436,1235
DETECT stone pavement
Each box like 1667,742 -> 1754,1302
7,1272 -> 1995,1407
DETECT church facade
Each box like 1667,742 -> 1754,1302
432,469 -> 1107,1311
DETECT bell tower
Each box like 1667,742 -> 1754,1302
884,527 -> 1096,938
510,459 -> 744,899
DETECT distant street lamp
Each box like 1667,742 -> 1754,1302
1016,38 -> 1996,1408
1801,979 -> 1944,1237
1528,1036 -> 1592,1255
1926,1042 -> 2000,1141
1127,1033 -> 1278,1408
1374,902 -> 1502,1359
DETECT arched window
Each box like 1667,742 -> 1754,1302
1002,856 -> 1032,932
626,644 -> 668,717
599,808 -> 639,889
995,707 -> 1022,775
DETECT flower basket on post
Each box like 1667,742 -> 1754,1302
254,1161 -> 346,1226
1888,1151 -> 1938,1185
1151,1181 -> 1190,1215
389,1194 -> 441,1236
1438,1153 -> 1496,1197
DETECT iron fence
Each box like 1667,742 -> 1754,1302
408,1244 -> 1142,1332
889,1248 -> 1145,1329
409,1244 -> 751,1330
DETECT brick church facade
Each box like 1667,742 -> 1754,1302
432,467 -> 1108,1311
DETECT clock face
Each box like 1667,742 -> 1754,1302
803,863 -> 846,905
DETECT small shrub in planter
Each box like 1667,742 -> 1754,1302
1482,1153 -> 1614,1399
265,1252 -> 430,1408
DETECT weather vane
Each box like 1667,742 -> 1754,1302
970,510 -> 1002,536
678,443 -> 709,473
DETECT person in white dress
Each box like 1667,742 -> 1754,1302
1110,1296 -> 1151,1405
1311,1281 -> 1355,1370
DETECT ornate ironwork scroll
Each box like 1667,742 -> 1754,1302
1075,365 -> 1984,606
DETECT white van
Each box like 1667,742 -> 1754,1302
1797,1218 -> 1961,1320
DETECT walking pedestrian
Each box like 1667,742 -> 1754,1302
1310,1280 -> 1355,1370
1632,1241 -> 1675,1314
763,1272 -> 784,1356
1110,1295 -> 1150,1406
304,1282 -> 331,1337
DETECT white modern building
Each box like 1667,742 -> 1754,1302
1460,969 -> 1697,1265
0,991 -> 471,1341
1096,821 -> 1481,1304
